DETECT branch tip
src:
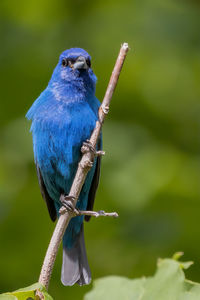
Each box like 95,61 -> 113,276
122,42 -> 129,50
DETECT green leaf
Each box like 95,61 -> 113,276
0,295 -> 17,300
172,251 -> 184,261
0,282 -> 53,300
85,276 -> 145,300
85,256 -> 200,300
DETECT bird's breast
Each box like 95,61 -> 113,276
33,99 -> 97,195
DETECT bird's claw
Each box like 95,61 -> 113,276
81,139 -> 105,157
81,139 -> 95,154
74,208 -> 81,216
101,105 -> 109,114
59,194 -> 77,215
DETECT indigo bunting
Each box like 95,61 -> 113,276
26,48 -> 102,286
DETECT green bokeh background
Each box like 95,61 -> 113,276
0,0 -> 200,299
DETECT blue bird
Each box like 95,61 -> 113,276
26,48 -> 102,286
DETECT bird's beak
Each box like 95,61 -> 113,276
73,56 -> 88,70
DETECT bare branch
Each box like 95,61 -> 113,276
59,207 -> 119,218
76,210 -> 119,218
38,43 -> 129,291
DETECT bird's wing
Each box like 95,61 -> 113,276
85,138 -> 102,222
36,163 -> 57,222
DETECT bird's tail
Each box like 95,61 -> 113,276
61,225 -> 91,286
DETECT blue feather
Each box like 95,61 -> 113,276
26,48 -> 101,252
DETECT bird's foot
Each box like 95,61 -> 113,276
81,139 -> 95,155
59,194 -> 79,216
81,139 -> 105,157
101,105 -> 109,115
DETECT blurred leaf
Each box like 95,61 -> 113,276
0,295 -> 17,300
172,251 -> 184,260
85,276 -> 145,300
0,118 -> 32,213
104,124 -> 200,211
85,256 -> 200,300
1,118 -> 33,164
0,0 -> 67,30
0,283 -> 53,300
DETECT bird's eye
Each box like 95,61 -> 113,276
62,59 -> 68,67
86,58 -> 91,68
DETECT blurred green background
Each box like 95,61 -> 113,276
1,0 -> 200,299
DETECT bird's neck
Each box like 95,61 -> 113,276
48,77 -> 95,103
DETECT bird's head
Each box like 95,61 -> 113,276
60,48 -> 92,71
50,48 -> 97,97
